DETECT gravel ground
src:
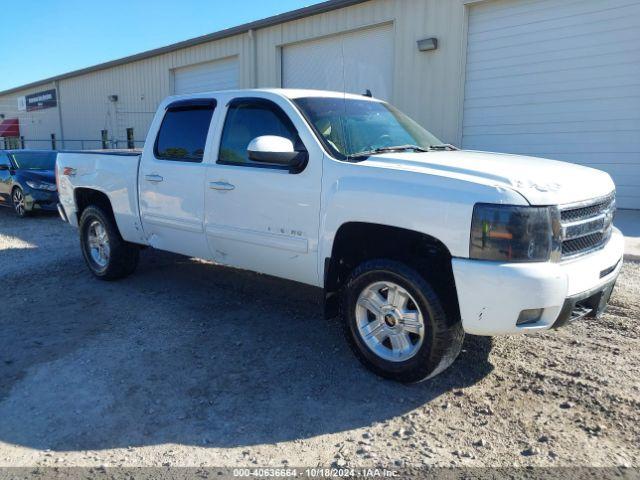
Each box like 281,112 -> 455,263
0,207 -> 638,469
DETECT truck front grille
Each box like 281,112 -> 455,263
559,192 -> 615,260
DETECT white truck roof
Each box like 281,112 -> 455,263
163,88 -> 382,103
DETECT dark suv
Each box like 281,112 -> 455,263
0,150 -> 58,217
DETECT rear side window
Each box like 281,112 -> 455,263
218,98 -> 299,166
154,100 -> 216,162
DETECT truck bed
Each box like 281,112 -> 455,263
56,151 -> 147,245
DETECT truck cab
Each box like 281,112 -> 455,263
57,89 -> 624,383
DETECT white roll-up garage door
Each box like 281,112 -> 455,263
173,57 -> 239,95
462,0 -> 640,209
282,24 -> 394,101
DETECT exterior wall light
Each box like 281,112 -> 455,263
417,37 -> 438,52
108,95 -> 119,102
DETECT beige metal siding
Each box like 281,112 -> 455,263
282,23 -> 395,100
57,32 -> 249,149
58,55 -> 172,149
257,0 -> 469,143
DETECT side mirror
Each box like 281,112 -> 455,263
247,136 -> 307,173
0,164 -> 10,171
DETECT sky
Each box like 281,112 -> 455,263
0,0 -> 312,91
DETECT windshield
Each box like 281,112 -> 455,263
10,152 -> 57,170
294,97 -> 443,159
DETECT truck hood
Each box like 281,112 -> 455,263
361,150 -> 615,206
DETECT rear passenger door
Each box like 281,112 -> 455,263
138,98 -> 217,258
204,96 -> 323,286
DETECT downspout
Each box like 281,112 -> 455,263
54,80 -> 65,150
248,28 -> 258,88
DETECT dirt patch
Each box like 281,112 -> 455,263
0,208 -> 638,468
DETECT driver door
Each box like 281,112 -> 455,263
204,96 -> 323,286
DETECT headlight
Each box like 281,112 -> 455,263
26,180 -> 57,192
470,204 -> 561,262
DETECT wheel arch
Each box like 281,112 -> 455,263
74,188 -> 115,223
323,222 -> 460,324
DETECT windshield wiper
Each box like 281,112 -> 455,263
428,144 -> 458,151
347,145 -> 429,160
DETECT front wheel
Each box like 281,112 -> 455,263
12,187 -> 29,218
342,259 -> 464,383
79,206 -> 139,280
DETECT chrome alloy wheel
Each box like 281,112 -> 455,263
355,281 -> 425,362
12,189 -> 25,216
87,220 -> 110,268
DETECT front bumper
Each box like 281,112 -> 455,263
452,227 -> 624,336
552,274 -> 618,329
24,188 -> 59,211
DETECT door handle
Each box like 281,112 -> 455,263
209,181 -> 235,191
145,174 -> 164,183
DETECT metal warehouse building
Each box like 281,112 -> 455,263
0,0 -> 638,208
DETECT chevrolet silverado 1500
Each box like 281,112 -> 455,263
56,89 -> 624,382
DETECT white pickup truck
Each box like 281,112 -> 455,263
57,89 -> 624,382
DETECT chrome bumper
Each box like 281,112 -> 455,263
57,203 -> 69,223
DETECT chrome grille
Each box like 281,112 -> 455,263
559,192 -> 615,259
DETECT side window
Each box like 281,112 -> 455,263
154,100 -> 216,163
0,154 -> 9,166
218,99 -> 299,166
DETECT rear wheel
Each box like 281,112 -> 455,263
79,206 -> 139,280
12,187 -> 28,218
342,259 -> 464,383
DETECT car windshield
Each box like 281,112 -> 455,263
10,152 -> 57,170
294,97 -> 443,159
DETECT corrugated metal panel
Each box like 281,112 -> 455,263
463,0 -> 640,209
259,0 -> 469,143
58,54 -> 175,149
57,33 -> 248,149
282,23 -> 394,100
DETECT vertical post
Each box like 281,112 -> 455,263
248,29 -> 258,88
20,136 -> 25,149
101,130 -> 108,149
51,133 -> 57,150
127,128 -> 134,149
54,80 -> 65,150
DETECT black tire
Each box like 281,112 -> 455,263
342,259 -> 464,383
79,205 -> 139,280
12,187 -> 29,218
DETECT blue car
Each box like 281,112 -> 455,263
0,150 -> 59,217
